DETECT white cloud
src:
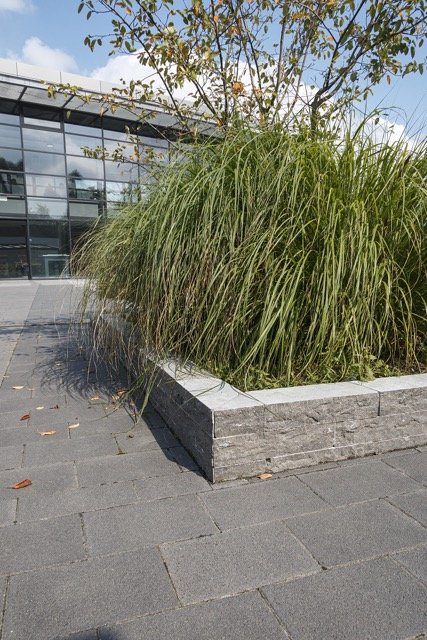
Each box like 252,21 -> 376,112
0,0 -> 33,12
7,37 -> 78,72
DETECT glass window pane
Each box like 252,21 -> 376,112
138,135 -> 169,149
64,122 -> 102,137
65,133 -> 102,156
0,220 -> 28,278
105,181 -> 135,203
25,175 -> 67,198
0,197 -> 26,217
69,202 -> 103,219
27,198 -> 67,219
68,178 -> 103,201
23,129 -> 64,153
0,113 -> 19,126
67,156 -> 104,180
24,152 -> 65,176
105,160 -> 138,182
23,117 -> 61,129
29,220 -> 70,278
103,139 -> 138,160
103,129 -> 131,142
0,172 -> 25,196
0,148 -> 23,171
0,124 -> 21,149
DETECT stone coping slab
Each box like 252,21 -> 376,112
100,316 -> 427,481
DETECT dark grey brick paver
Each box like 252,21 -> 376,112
0,461 -> 77,500
84,493 -> 218,555
133,471 -> 211,502
23,434 -> 118,466
76,449 -> 182,486
0,514 -> 85,574
286,500 -> 427,567
115,427 -> 179,453
393,546 -> 427,583
0,499 -> 16,526
385,451 -> 427,485
388,490 -> 427,527
161,520 -> 320,604
299,460 -> 423,505
262,557 -> 427,640
3,548 -> 178,640
17,482 -> 138,522
0,444 -> 22,471
200,476 -> 328,530
100,591 -> 289,640
0,424 -> 69,447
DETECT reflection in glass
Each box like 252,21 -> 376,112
0,220 -> 28,278
0,172 -> 25,195
0,124 -> 21,149
64,122 -> 102,137
65,134 -> 102,157
27,198 -> 67,219
0,148 -> 23,171
0,197 -> 26,217
69,202 -> 102,219
67,157 -> 104,180
24,151 -> 66,175
105,181 -> 135,203
103,139 -> 137,160
0,113 -> 19,126
23,128 -> 64,153
68,178 -> 103,201
25,175 -> 67,198
105,160 -> 138,182
138,135 -> 169,149
23,117 -> 61,129
29,220 -> 70,277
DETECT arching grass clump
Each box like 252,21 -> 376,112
74,125 -> 427,390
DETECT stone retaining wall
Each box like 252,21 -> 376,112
149,362 -> 427,481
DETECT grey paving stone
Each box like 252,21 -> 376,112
27,404 -> 105,427
262,557 -> 427,640
385,452 -> 426,485
200,476 -> 328,530
56,630 -> 98,640
0,461 -> 77,500
0,444 -> 22,471
285,500 -> 427,567
115,427 -> 179,453
4,548 -> 178,640
17,482 -> 137,522
133,471 -> 211,502
393,545 -> 427,584
0,424 -> 69,447
169,445 -> 200,471
0,514 -> 85,574
161,520 -> 320,604
84,493 -> 218,555
299,460 -> 422,506
76,450 -> 182,487
100,591 -> 289,640
0,499 -> 16,526
388,490 -> 427,527
24,435 -> 118,467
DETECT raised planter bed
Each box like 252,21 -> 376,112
150,361 -> 427,481
99,316 -> 427,482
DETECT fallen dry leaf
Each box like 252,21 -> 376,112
39,430 -> 57,436
36,406 -> 44,411
12,385 -> 25,390
50,404 -> 60,410
19,414 -> 30,421
9,479 -> 32,489
258,473 -> 272,480
90,395 -> 100,401
68,422 -> 80,429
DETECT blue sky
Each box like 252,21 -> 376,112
0,0 -> 426,135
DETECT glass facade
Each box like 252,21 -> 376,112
0,100 -> 170,278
